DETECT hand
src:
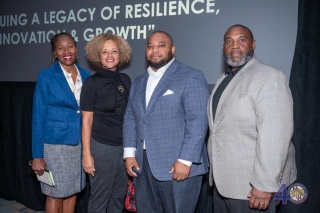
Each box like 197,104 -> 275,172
169,161 -> 190,181
83,155 -> 95,176
125,157 -> 140,177
32,158 -> 47,176
247,186 -> 273,210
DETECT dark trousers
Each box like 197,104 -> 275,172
134,151 -> 202,213
213,184 -> 279,213
88,139 -> 128,213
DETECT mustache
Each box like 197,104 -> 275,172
147,52 -> 174,69
224,49 -> 254,60
224,49 -> 254,67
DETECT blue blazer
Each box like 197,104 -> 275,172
123,60 -> 209,181
32,62 -> 91,158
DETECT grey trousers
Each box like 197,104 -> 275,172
88,139 -> 128,213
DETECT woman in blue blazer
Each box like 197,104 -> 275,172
31,32 -> 90,212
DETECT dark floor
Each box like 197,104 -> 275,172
0,198 -> 45,213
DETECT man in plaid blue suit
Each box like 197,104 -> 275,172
123,31 -> 209,213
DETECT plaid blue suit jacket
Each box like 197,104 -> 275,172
123,60 -> 209,181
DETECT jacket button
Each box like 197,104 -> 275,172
77,110 -> 80,114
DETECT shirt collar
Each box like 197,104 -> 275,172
147,58 -> 175,79
60,63 -> 80,78
225,63 -> 246,76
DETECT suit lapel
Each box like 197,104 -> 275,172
214,57 -> 257,118
53,63 -> 78,108
145,61 -> 178,116
139,73 -> 149,112
208,75 -> 226,128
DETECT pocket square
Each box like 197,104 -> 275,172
163,89 -> 174,96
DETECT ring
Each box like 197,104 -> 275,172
259,203 -> 264,206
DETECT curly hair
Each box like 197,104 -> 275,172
85,33 -> 132,68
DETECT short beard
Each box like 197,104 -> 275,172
148,52 -> 174,70
225,49 -> 254,67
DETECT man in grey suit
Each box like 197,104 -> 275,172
207,24 -> 297,212
123,31 -> 209,213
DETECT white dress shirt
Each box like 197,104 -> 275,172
61,63 -> 82,106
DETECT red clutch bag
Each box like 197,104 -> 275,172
125,178 -> 137,212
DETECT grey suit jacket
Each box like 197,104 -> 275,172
207,57 -> 297,199
123,60 -> 210,181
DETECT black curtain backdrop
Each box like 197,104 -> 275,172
1,0 -> 319,212
0,82 -> 90,212
0,82 -> 45,210
278,0 -> 320,212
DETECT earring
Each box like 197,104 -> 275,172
76,55 -> 79,62
52,56 -> 57,63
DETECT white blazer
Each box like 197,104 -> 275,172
207,57 -> 297,199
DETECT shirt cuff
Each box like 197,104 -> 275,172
178,159 -> 192,167
123,147 -> 136,159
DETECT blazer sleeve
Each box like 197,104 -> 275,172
179,70 -> 209,163
250,70 -> 294,192
32,71 -> 50,158
123,80 -> 138,148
